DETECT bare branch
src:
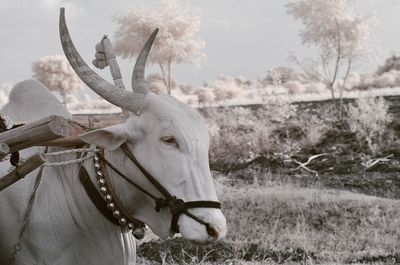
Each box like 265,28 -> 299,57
340,58 -> 352,99
291,56 -> 321,81
285,153 -> 330,176
330,18 -> 342,88
158,63 -> 169,92
363,154 -> 393,170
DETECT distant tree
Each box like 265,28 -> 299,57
196,88 -> 216,105
179,83 -> 195,94
198,75 -> 243,103
286,0 -> 374,110
376,55 -> 400,75
32,54 -> 83,105
146,73 -> 177,94
261,66 -> 305,86
113,0 -> 205,95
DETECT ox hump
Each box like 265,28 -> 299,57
1,79 -> 72,123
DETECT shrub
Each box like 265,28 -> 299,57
204,99 -> 300,165
346,96 -> 392,153
304,82 -> 326,94
284,80 -> 305,95
196,88 -> 216,105
298,113 -> 329,147
374,71 -> 398,88
260,67 -> 306,86
205,107 -> 262,163
354,71 -> 400,90
197,75 -> 247,103
259,97 -> 298,124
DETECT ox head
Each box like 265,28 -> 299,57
59,8 -> 226,244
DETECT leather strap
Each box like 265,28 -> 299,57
79,167 -> 120,226
98,149 -> 145,228
119,143 -> 221,234
120,143 -> 172,199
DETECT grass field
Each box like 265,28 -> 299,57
136,168 -> 400,265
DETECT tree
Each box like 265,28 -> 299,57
260,66 -> 306,86
113,0 -> 205,95
286,0 -> 373,110
32,54 -> 83,105
146,73 -> 177,94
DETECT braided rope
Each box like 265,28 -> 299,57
42,147 -> 98,167
4,150 -> 47,265
42,148 -> 98,157
43,154 -> 95,167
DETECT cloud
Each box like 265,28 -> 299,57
40,0 -> 84,18
40,0 -> 60,10
238,17 -> 274,30
0,0 -> 84,18
205,18 -> 231,29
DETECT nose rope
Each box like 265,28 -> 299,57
98,143 -> 221,235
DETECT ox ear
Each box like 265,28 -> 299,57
80,124 -> 128,151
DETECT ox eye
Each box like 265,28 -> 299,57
161,136 -> 179,148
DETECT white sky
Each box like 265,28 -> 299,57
0,0 -> 399,88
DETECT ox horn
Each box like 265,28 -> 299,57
131,29 -> 159,93
59,8 -> 141,112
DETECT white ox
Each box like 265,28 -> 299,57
0,9 -> 226,265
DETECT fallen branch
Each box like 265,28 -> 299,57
363,154 -> 394,170
285,153 -> 330,176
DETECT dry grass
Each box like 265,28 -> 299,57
219,182 -> 400,263
137,178 -> 400,264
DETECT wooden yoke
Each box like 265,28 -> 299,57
0,115 -> 70,153
0,115 -> 84,192
0,153 -> 45,192
0,143 -> 10,159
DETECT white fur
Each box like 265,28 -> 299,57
0,80 -> 227,264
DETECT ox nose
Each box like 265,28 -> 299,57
178,208 -> 227,243
206,224 -> 219,239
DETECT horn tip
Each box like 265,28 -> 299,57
60,7 -> 65,12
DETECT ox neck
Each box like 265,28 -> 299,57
79,148 -> 147,239
12,146 -> 136,264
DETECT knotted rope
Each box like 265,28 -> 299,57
41,147 -> 98,167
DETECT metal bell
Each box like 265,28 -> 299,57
104,194 -> 112,202
113,210 -> 121,218
94,162 -> 101,169
99,186 -> 107,194
98,178 -> 106,186
132,227 -> 145,240
107,202 -> 115,210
